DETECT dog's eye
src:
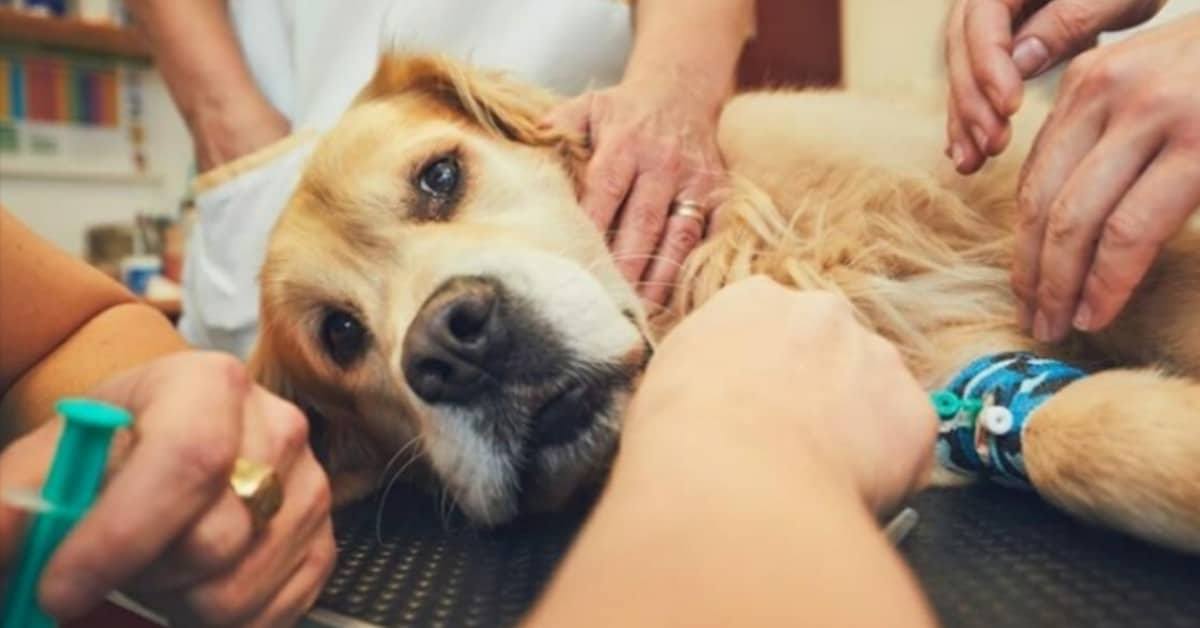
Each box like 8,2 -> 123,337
418,157 -> 460,197
320,310 -> 369,367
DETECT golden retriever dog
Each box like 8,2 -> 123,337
250,53 -> 1200,553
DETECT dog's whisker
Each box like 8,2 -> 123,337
373,434 -> 424,545
437,484 -> 453,531
373,447 -> 425,545
379,434 -> 422,482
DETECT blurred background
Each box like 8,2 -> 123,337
0,0 -> 1195,322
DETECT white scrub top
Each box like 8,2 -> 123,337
180,0 -> 635,357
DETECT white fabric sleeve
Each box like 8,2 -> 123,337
227,0 -> 297,122
178,131 -> 319,358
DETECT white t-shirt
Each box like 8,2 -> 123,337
180,0 -> 634,356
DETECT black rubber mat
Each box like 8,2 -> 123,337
904,486 -> 1200,628
316,484 -> 1200,627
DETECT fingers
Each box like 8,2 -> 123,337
134,386 -> 312,591
569,84 -> 724,300
1012,0 -> 1160,79
640,212 -> 706,307
581,135 -> 638,235
244,520 -> 337,628
179,447 -> 333,626
0,419 -> 64,568
1012,96 -> 1106,334
240,385 -> 311,477
41,353 -> 247,620
134,491 -> 255,594
638,163 -> 719,306
609,157 -> 683,286
946,1 -> 1009,173
1076,147 -> 1200,331
1031,129 -> 1161,342
945,0 -> 1167,176
964,0 -> 1026,116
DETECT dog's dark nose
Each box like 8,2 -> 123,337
402,277 -> 508,404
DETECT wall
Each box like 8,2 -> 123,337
842,0 -> 950,94
739,0 -> 841,88
0,68 -> 192,257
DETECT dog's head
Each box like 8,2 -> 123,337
250,55 -> 650,525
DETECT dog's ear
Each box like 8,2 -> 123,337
356,53 -> 591,192
356,54 -> 558,144
246,333 -> 381,504
247,336 -> 294,404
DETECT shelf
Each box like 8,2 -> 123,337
0,7 -> 150,61
0,164 -> 162,185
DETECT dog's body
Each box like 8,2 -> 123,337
252,54 -> 1200,553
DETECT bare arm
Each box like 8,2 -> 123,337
0,212 -> 334,623
525,422 -> 936,628
626,0 -> 755,113
0,209 -> 186,444
524,279 -> 938,628
125,0 -> 289,171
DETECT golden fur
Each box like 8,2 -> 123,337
253,54 -> 1200,551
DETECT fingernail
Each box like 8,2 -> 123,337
950,143 -> 965,168
1012,37 -> 1050,78
1033,310 -> 1052,343
1073,303 -> 1093,332
971,126 -> 990,154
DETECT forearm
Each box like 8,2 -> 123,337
126,0 -> 287,170
0,304 -> 186,445
525,424 -> 937,628
0,210 -> 189,442
625,0 -> 755,109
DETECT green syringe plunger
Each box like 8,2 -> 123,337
1,398 -> 131,628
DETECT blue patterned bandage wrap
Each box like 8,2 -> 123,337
933,352 -> 1088,488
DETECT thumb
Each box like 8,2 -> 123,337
1011,0 -> 1161,78
0,418 -> 64,569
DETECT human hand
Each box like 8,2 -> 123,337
1012,13 -> 1200,342
625,277 -> 937,515
944,0 -> 1165,174
0,352 -> 334,626
545,77 -> 727,308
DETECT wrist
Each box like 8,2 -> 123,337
617,394 -> 864,513
623,1 -> 751,114
621,48 -> 739,117
186,94 -> 289,172
621,55 -> 736,107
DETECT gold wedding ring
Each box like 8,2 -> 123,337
230,458 -> 284,530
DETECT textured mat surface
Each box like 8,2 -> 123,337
315,484 -> 1200,627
